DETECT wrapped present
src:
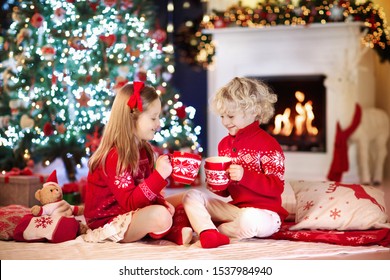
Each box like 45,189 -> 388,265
62,177 -> 87,205
0,168 -> 47,207
62,182 -> 81,205
62,192 -> 81,205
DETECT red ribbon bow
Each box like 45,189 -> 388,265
3,167 -> 45,183
5,167 -> 33,176
127,81 -> 144,112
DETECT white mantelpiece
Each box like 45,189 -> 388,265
206,22 -> 375,182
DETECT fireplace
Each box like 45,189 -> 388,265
252,75 -> 326,153
206,22 -> 376,182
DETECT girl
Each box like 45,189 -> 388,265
83,82 -> 192,245
183,77 -> 288,248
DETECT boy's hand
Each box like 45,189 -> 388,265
227,164 -> 244,181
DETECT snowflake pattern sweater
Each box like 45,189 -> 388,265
84,146 -> 167,229
218,121 -> 289,221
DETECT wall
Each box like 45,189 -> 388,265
206,23 -> 375,182
207,0 -> 390,181
373,0 -> 390,180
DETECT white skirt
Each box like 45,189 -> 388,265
82,212 -> 134,243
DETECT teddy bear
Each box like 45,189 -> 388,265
14,170 -> 88,243
31,170 -> 84,216
30,170 -> 88,235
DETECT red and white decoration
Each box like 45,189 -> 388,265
13,214 -> 80,243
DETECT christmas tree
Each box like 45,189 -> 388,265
0,0 -> 202,181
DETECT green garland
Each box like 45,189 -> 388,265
176,0 -> 390,68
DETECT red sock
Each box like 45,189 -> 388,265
163,204 -> 193,245
199,229 -> 230,249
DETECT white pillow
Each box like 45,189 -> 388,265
281,181 -> 296,220
289,180 -> 390,230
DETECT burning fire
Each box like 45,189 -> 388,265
273,91 -> 318,137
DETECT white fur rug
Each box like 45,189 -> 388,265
1,237 -> 388,260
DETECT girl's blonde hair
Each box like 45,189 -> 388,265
211,77 -> 277,124
88,83 -> 159,176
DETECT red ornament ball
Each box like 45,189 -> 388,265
152,29 -> 167,43
31,13 -> 44,28
43,122 -> 54,136
175,106 -> 187,119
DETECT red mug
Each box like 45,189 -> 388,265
170,151 -> 202,185
204,156 -> 232,191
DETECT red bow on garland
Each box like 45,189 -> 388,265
127,81 -> 144,112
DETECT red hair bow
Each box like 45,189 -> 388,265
127,81 -> 144,112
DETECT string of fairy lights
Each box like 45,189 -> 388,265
186,0 -> 390,68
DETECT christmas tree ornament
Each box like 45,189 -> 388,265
103,0 -> 116,7
121,0 -> 134,10
136,69 -> 147,82
99,34 -> 116,48
9,100 -> 21,116
114,76 -> 129,91
68,37 -> 87,50
53,8 -> 66,24
41,45 -> 55,60
56,123 -> 66,135
175,106 -> 187,119
77,92 -> 90,107
11,6 -> 21,22
85,127 -> 102,153
20,114 -> 34,129
43,122 -> 54,136
16,28 -> 32,45
152,28 -> 167,44
30,13 -> 44,28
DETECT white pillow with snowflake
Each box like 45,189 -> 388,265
289,180 -> 390,231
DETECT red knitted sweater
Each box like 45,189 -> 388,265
218,121 -> 289,221
84,146 -> 167,229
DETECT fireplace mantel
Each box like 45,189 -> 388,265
206,22 -> 375,182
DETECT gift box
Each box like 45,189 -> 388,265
0,174 -> 47,207
62,179 -> 86,205
62,192 -> 81,205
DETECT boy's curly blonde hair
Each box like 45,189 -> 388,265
211,77 -> 277,124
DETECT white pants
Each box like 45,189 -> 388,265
182,189 -> 281,240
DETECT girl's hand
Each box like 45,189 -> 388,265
155,154 -> 172,179
227,164 -> 244,181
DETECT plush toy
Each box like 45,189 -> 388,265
13,170 -> 88,243
31,170 -> 84,217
